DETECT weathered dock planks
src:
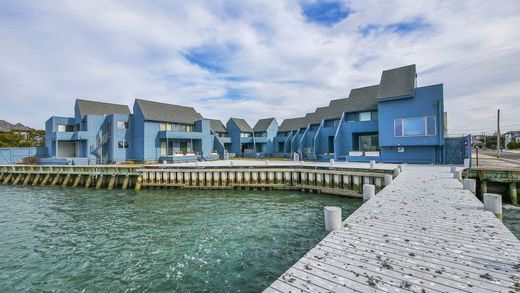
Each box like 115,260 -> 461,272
264,166 -> 520,292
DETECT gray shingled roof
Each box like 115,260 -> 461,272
377,64 -> 416,100
229,118 -> 253,132
76,99 -> 131,118
0,120 -> 30,132
135,99 -> 203,124
253,118 -> 276,132
0,120 -> 13,131
12,123 -> 30,132
208,119 -> 227,133
276,65 -> 413,131
323,85 -> 379,119
278,117 -> 308,132
0,125 -> 10,133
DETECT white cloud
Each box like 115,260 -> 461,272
0,0 -> 519,134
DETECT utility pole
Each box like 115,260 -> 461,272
497,109 -> 501,158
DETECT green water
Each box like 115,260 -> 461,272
504,206 -> 520,240
0,186 -> 361,292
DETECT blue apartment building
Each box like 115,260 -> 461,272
44,64 -> 461,165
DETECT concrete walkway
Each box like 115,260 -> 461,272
265,166 -> 520,292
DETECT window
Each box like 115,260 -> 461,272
254,131 -> 267,137
240,132 -> 252,138
160,122 -> 173,131
358,135 -> 379,151
359,112 -> 371,122
371,111 -> 378,121
57,124 -> 77,132
179,124 -> 194,132
118,140 -> 129,149
394,116 -> 436,137
117,121 -> 129,129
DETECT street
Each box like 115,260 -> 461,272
474,149 -> 520,167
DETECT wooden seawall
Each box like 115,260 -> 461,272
0,164 -> 394,197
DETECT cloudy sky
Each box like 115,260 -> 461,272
0,0 -> 519,135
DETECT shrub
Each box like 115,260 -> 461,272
22,156 -> 40,165
507,142 -> 520,149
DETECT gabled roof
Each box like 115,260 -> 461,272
377,64 -> 416,100
135,99 -> 203,124
229,118 -> 253,132
0,125 -> 10,133
76,99 -> 131,118
0,120 -> 30,132
323,84 -> 379,119
208,119 -> 227,133
12,123 -> 30,132
253,118 -> 276,132
278,117 -> 308,132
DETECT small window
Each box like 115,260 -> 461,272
118,140 -> 129,149
117,121 -> 129,129
371,111 -> 378,121
160,122 -> 173,131
359,112 -> 371,122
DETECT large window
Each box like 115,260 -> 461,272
240,132 -> 252,138
394,116 -> 436,137
254,131 -> 267,137
346,111 -> 378,122
359,135 -> 379,151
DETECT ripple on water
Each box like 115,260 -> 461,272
0,185 -> 361,292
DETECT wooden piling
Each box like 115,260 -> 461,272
32,174 -> 40,186
122,175 -> 129,190
85,175 -> 92,188
2,173 -> 12,185
108,175 -> 116,190
510,183 -> 518,206
50,174 -> 60,186
61,174 -> 71,187
12,173 -> 22,185
72,174 -> 82,188
40,174 -> 50,186
135,176 -> 142,191
95,175 -> 104,189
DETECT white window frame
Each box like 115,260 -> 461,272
394,116 -> 436,137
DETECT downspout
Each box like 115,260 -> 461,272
313,120 -> 324,160
436,101 -> 442,164
299,125 -> 310,156
283,131 -> 293,154
333,112 -> 346,161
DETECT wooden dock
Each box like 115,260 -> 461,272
265,166 -> 520,292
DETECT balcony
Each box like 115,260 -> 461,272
240,137 -> 254,143
253,137 -> 268,143
158,131 -> 204,140
53,131 -> 89,141
217,136 -> 231,143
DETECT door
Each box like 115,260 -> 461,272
328,136 -> 335,154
